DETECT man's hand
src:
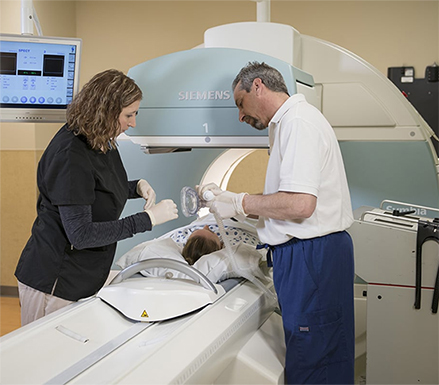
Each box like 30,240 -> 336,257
210,191 -> 248,220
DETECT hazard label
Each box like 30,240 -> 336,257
141,310 -> 149,318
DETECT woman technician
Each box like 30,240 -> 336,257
15,69 -> 178,326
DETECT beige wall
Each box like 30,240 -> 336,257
0,1 -> 78,287
71,1 -> 439,86
75,1 -> 255,85
274,1 -> 438,76
1,0 -> 438,288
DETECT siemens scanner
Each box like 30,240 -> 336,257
1,22 -> 438,385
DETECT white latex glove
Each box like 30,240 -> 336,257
210,191 -> 248,220
145,199 -> 178,226
196,183 -> 223,205
137,179 -> 156,210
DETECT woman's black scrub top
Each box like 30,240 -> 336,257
15,125 -> 130,301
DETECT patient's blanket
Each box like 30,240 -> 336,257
116,215 -> 267,283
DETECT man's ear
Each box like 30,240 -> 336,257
253,78 -> 264,95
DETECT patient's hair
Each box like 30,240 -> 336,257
182,236 -> 222,265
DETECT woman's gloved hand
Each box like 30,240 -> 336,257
145,199 -> 178,226
137,179 -> 156,210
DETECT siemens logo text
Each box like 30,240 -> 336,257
178,90 -> 231,101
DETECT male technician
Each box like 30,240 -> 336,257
199,62 -> 355,384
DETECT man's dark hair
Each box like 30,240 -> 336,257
232,61 -> 289,95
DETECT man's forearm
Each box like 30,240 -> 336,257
242,191 -> 316,221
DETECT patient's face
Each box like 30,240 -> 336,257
189,225 -> 223,249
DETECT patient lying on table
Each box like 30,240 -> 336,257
116,214 -> 266,284
172,216 -> 260,264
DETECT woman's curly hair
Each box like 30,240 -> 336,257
66,69 -> 142,153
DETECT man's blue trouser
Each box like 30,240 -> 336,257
270,231 -> 355,385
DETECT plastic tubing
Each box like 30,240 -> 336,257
211,210 -> 277,301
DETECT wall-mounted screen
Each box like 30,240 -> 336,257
0,33 -> 82,123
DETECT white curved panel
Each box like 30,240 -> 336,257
323,83 -> 395,128
200,149 -> 256,189
204,22 -> 302,68
301,35 -> 435,142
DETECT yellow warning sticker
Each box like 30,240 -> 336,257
141,310 -> 149,318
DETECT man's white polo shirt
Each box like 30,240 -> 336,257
256,94 -> 354,245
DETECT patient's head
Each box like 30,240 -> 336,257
182,225 -> 223,265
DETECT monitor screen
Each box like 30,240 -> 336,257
0,33 -> 82,123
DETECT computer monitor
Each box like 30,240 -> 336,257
0,33 -> 82,123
